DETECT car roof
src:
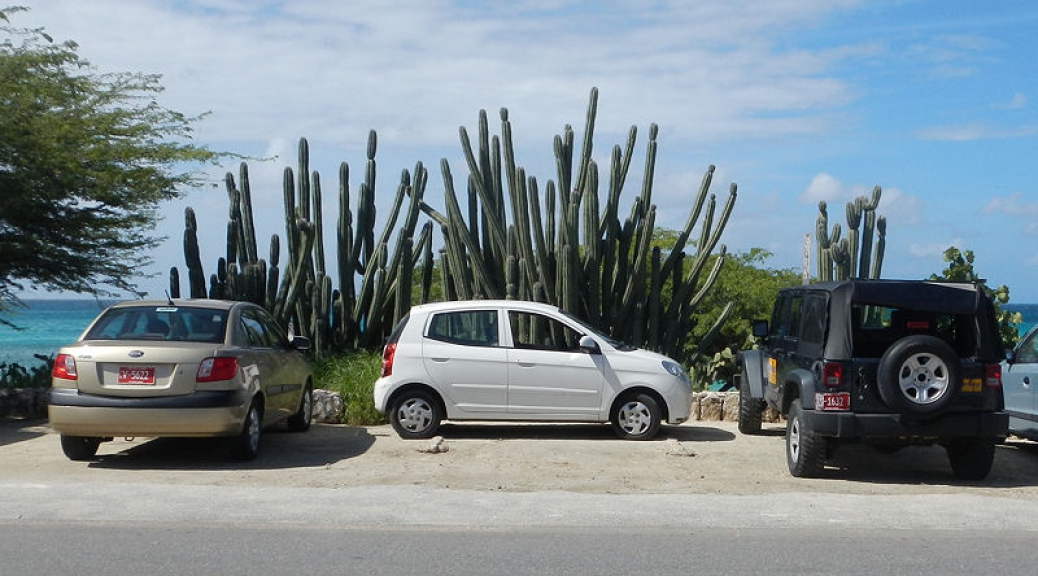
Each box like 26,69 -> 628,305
408,299 -> 563,315
781,279 -> 985,314
107,299 -> 244,311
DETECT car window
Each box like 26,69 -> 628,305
508,311 -> 582,352
426,310 -> 499,347
797,294 -> 827,356
85,306 -> 228,343
1017,330 -> 1038,363
240,308 -> 286,348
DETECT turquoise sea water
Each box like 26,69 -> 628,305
1,299 -> 1037,369
0,300 -> 114,368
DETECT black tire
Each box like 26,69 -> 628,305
231,401 -> 262,460
389,389 -> 443,439
286,383 -> 313,432
60,435 -> 101,461
946,438 -> 997,481
737,374 -> 765,435
611,392 -> 662,440
786,399 -> 826,477
877,335 -> 959,416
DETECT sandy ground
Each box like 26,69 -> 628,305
4,417 -> 1038,498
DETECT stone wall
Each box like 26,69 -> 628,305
0,388 -> 49,419
691,391 -> 783,423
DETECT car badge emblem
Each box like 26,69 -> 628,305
128,350 -> 145,358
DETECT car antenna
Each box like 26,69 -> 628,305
164,290 -> 175,306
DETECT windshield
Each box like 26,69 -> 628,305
559,310 -> 637,351
85,305 -> 229,343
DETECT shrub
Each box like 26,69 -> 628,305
311,349 -> 386,426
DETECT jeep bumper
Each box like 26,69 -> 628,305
803,410 -> 1009,440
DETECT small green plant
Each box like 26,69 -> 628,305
311,349 -> 386,425
0,355 -> 54,388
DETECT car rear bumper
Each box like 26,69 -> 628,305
804,409 -> 1009,440
48,388 -> 247,437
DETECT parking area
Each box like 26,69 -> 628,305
4,418 -> 1038,497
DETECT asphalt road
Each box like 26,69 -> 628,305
4,416 -> 1038,575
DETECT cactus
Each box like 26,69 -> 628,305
815,186 -> 886,281
176,89 -> 738,365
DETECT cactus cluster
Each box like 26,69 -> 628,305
172,89 -> 738,364
815,186 -> 886,281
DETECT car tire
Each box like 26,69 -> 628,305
786,399 -> 825,477
389,389 -> 442,439
737,374 -> 765,435
611,393 -> 662,440
877,335 -> 959,417
231,401 -> 262,460
60,435 -> 101,461
286,383 -> 313,432
946,438 -> 997,481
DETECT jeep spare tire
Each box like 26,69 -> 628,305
876,335 -> 959,416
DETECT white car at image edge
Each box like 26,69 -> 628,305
373,300 -> 693,440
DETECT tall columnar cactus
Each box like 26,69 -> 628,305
815,186 -> 886,281
173,88 -> 739,365
425,87 -> 738,362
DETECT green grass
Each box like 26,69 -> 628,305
311,349 -> 387,426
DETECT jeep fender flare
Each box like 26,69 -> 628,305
782,368 -> 817,413
736,349 -> 767,399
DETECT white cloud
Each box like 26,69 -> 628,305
910,239 -> 964,258
984,192 -> 1038,217
995,92 -> 1028,110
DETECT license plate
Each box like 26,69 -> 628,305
816,392 -> 850,411
118,366 -> 155,385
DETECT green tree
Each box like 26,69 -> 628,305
0,6 -> 223,318
928,246 -> 1021,349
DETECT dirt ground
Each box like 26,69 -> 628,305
4,417 -> 1038,497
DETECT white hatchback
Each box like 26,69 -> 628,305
373,300 -> 693,440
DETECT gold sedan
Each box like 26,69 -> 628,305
48,299 -> 313,461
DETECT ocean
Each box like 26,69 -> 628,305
0,299 -> 114,368
1,299 -> 1037,369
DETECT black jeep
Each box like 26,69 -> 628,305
736,279 -> 1008,479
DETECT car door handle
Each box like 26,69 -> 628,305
1024,376 -> 1031,386
516,361 -> 536,367
430,357 -> 450,363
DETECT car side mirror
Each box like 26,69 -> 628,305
751,320 -> 769,339
578,335 -> 601,355
1005,349 -> 1016,364
291,336 -> 312,352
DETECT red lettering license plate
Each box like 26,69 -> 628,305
815,392 -> 850,411
118,366 -> 155,385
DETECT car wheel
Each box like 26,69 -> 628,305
786,399 -> 825,477
60,435 -> 101,461
231,401 -> 262,460
286,383 -> 313,432
737,374 -> 764,435
611,393 -> 662,440
946,438 -> 997,481
389,389 -> 442,439
877,335 -> 959,416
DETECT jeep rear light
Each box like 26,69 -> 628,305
52,353 -> 78,380
985,363 -> 1002,388
381,342 -> 397,377
822,362 -> 842,388
197,357 -> 238,382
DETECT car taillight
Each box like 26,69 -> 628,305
822,362 -> 842,388
197,357 -> 239,382
985,364 -> 1002,388
381,343 -> 397,377
52,353 -> 78,380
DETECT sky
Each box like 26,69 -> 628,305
13,0 -> 1038,302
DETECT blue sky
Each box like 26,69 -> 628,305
18,0 -> 1038,301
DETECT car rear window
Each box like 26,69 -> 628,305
85,306 -> 229,343
426,310 -> 498,347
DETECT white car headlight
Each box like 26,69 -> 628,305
662,361 -> 690,386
